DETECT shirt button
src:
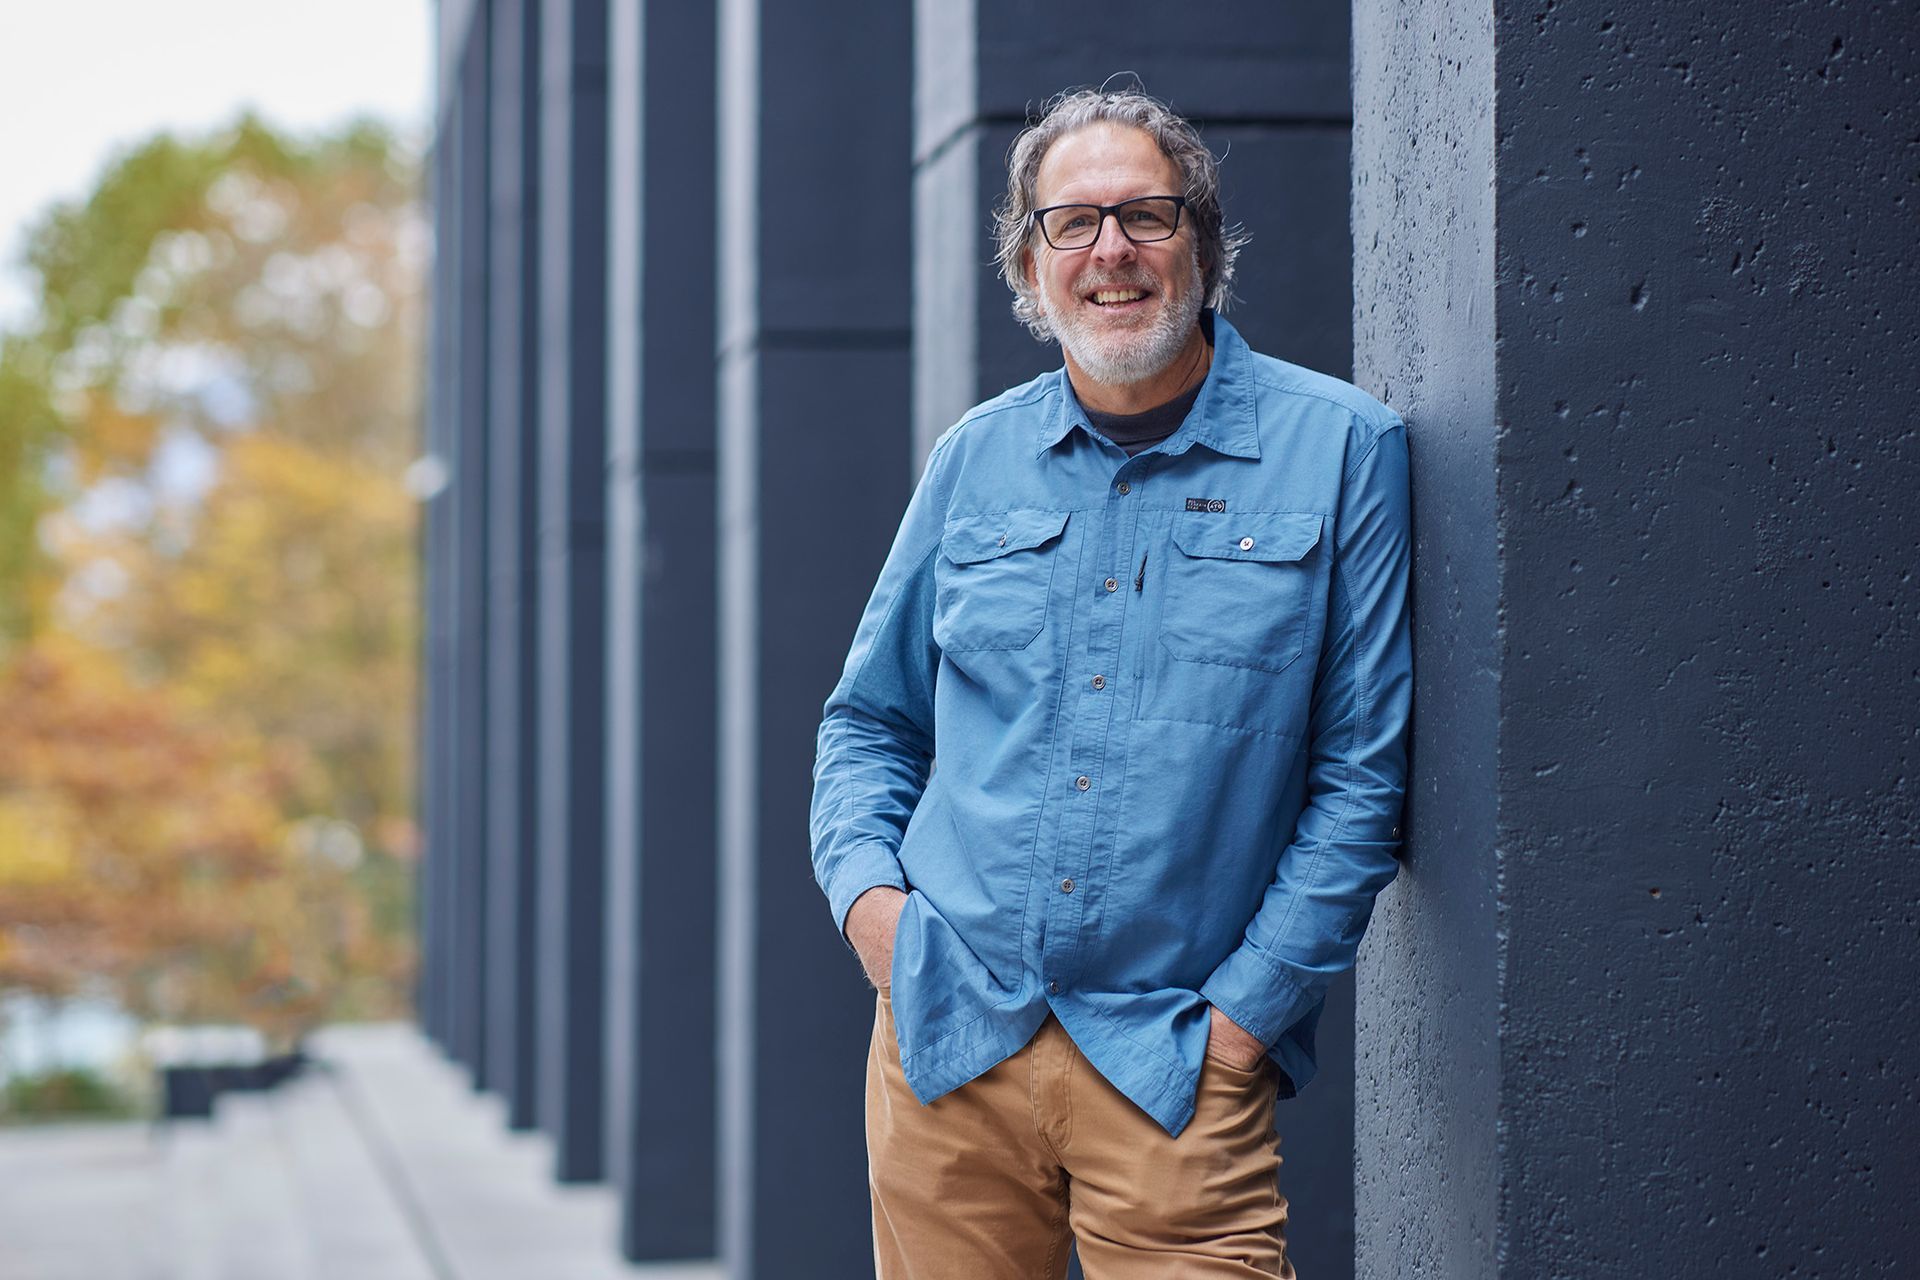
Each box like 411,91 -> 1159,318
1074,775 -> 1091,791
1048,980 -> 1060,994
1239,536 -> 1255,551
1103,577 -> 1118,592
1116,481 -> 1131,495
1061,878 -> 1074,894
1392,826 -> 1402,838
1090,674 -> 1106,690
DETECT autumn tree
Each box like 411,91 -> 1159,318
0,636 -> 403,1044
0,114 -> 423,1035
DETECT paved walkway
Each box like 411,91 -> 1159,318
0,1024 -> 721,1280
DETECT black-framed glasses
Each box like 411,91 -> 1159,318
1031,196 -> 1187,250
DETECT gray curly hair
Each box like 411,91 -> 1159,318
994,86 -> 1249,341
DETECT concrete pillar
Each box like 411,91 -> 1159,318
418,62 -> 455,1053
603,0 -> 719,1258
448,1 -> 493,1084
715,1 -> 913,1274
911,7 -> 1358,1274
1352,3 -> 1920,1275
484,0 -> 544,1131
422,5 -> 489,1057
534,0 -> 611,1183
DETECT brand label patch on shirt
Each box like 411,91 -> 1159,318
1185,497 -> 1228,513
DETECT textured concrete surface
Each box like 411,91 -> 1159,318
0,1123 -> 170,1280
0,1026 -> 716,1280
316,1026 -> 718,1280
1492,4 -> 1920,1275
1351,0 -> 1501,1274
1354,1 -> 1919,1276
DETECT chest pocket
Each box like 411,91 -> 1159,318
934,509 -> 1070,652
1160,511 -> 1324,674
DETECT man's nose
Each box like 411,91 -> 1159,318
1088,211 -> 1137,267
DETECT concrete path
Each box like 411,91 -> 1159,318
0,1024 -> 721,1280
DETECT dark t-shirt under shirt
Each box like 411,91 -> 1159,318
1083,378 -> 1206,456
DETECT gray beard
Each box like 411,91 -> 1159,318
1045,258 -> 1204,388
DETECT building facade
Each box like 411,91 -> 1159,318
422,2 -> 1918,1277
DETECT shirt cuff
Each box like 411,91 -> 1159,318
1199,943 -> 1315,1049
823,842 -> 909,944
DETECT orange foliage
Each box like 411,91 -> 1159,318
0,637 -> 403,1045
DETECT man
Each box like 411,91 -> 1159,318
810,86 -> 1411,1278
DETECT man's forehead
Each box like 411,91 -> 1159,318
1034,123 -> 1180,204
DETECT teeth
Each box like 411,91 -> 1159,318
1092,289 -> 1146,305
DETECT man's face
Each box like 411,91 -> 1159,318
1024,123 -> 1204,388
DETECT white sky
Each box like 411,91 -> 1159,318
0,0 -> 432,329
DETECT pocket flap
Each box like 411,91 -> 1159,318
1170,510 -> 1322,563
942,509 -> 1070,566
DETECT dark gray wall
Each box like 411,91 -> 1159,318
912,6 -> 1360,1274
1354,2 -> 1920,1276
715,2 -> 913,1276
1493,4 -> 1920,1273
482,0 -> 543,1133
418,47 -> 455,1053
603,0 -> 719,1258
448,1 -> 493,1086
534,0 -> 611,1184
422,8 -> 494,1073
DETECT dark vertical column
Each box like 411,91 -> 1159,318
604,0 -> 644,1217
448,0 -> 493,1084
419,69 -> 455,1052
716,1 -> 912,1275
912,7 -> 1358,1274
484,0 -> 544,1130
535,0 -> 611,1182
1353,4 -> 1920,1277
604,0 -> 718,1259
424,0 -> 488,1055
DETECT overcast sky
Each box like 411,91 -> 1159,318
0,0 -> 431,328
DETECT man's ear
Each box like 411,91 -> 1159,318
1022,247 -> 1048,317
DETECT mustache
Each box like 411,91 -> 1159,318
1075,271 -> 1157,292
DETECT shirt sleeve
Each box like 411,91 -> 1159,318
809,436 -> 952,940
1199,417 -> 1412,1047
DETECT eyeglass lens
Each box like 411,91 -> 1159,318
1040,198 -> 1182,249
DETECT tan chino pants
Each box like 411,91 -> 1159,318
866,991 -> 1294,1279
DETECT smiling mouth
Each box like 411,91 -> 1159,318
1088,288 -> 1149,306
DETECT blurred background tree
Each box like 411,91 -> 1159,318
0,114 -> 422,1046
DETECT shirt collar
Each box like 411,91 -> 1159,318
1035,311 -> 1262,461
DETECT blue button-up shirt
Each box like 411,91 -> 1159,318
810,313 -> 1411,1136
